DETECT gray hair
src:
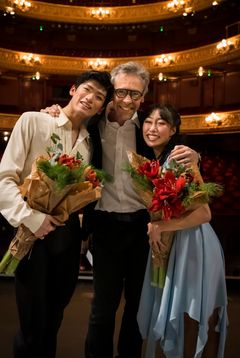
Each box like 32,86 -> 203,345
110,61 -> 150,96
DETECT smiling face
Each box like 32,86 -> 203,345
67,79 -> 107,120
143,109 -> 176,157
112,73 -> 145,125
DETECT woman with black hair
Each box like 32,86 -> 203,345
137,104 -> 228,358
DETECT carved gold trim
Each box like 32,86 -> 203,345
181,110 -> 240,134
0,34 -> 239,76
0,0 -> 219,24
1,110 -> 240,133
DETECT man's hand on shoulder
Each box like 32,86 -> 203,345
40,104 -> 61,117
169,145 -> 200,168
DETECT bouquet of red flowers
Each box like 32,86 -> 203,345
126,151 -> 223,288
0,133 -> 111,275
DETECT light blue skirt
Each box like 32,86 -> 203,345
137,223 -> 228,358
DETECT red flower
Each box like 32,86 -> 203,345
149,170 -> 186,220
58,154 -> 81,169
138,160 -> 160,180
85,168 -> 100,188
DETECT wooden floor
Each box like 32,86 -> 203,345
0,276 -> 239,358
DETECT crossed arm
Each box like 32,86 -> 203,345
148,204 -> 211,247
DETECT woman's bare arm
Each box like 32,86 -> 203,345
148,204 -> 211,244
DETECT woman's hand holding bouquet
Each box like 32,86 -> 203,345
125,151 -> 223,288
0,133 -> 111,275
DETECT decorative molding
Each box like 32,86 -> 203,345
181,110 -> 240,134
1,110 -> 240,133
0,34 -> 239,76
0,0 -> 219,24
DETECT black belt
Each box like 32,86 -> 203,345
95,209 -> 149,223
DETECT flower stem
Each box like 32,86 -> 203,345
151,267 -> 167,288
0,250 -> 20,275
5,256 -> 20,275
0,250 -> 12,273
158,267 -> 167,288
151,267 -> 159,287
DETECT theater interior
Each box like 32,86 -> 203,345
0,1 -> 239,357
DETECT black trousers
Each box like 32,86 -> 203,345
13,213 -> 82,358
85,210 -> 150,358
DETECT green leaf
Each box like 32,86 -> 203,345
94,168 -> 113,184
123,163 -> 153,192
51,133 -> 60,142
76,151 -> 83,161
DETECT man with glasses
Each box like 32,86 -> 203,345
84,61 -> 153,358
84,61 -> 199,358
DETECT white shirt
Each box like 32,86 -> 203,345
0,110 -> 90,233
95,113 -> 145,213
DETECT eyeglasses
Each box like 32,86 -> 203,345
114,88 -> 143,101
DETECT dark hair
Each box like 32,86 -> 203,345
74,70 -> 114,107
144,104 -> 182,164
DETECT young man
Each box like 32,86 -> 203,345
44,61 -> 199,358
0,70 -> 113,358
